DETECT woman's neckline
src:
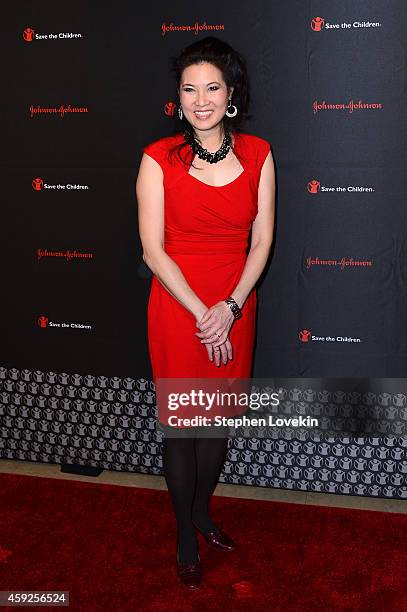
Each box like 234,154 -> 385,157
187,167 -> 246,188
178,131 -> 246,188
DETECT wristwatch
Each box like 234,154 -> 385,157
224,296 -> 242,320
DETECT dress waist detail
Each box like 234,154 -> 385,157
164,229 -> 249,255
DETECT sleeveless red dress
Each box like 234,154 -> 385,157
143,131 -> 270,421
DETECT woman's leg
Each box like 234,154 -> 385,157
162,436 -> 199,564
191,432 -> 229,534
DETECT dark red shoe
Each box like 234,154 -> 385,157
176,549 -> 202,590
194,525 -> 236,551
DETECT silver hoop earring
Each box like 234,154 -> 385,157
178,105 -> 183,120
225,100 -> 237,118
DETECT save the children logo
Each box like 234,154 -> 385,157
164,101 -> 177,116
23,27 -> 83,41
308,180 -> 320,193
299,329 -> 362,343
311,17 -> 382,31
32,178 -> 43,191
307,180 -> 374,193
299,329 -> 311,343
311,17 -> 325,31
38,315 -> 48,328
23,28 -> 35,41
32,177 -> 89,190
37,315 -> 92,330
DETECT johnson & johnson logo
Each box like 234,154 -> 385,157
161,21 -> 225,36
29,105 -> 89,118
305,257 -> 373,270
313,99 -> 383,114
37,249 -> 94,262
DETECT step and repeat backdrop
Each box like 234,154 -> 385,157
1,1 -> 406,499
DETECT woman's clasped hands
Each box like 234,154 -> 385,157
195,300 -> 236,366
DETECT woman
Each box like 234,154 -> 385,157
136,36 -> 275,590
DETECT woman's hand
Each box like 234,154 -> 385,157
203,337 -> 234,366
195,301 -> 235,348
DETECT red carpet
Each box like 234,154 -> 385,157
0,472 -> 406,611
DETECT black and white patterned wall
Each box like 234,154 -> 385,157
1,367 -> 405,499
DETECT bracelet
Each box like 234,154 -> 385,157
224,296 -> 242,320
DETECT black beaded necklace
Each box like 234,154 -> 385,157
184,130 -> 232,164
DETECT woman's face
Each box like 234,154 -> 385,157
178,62 -> 233,133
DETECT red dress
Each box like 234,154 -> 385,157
143,131 -> 270,419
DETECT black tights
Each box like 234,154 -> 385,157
162,431 -> 229,565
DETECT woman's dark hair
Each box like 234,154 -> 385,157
167,36 -> 252,169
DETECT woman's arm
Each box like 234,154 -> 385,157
136,152 -> 208,321
230,150 -> 276,309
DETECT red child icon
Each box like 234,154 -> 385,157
311,17 -> 325,32
38,316 -> 48,328
308,180 -> 320,194
164,101 -> 176,116
299,329 -> 311,342
32,178 -> 43,191
23,28 -> 35,42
